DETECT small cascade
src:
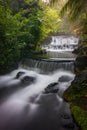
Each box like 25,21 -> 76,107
42,35 -> 79,52
20,59 -> 74,73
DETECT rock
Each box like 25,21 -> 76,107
21,76 -> 36,84
72,70 -> 87,86
71,70 -> 87,92
44,88 -> 59,94
46,82 -> 58,89
61,114 -> 70,119
44,82 -> 59,94
59,75 -> 72,82
77,42 -> 87,56
16,71 -> 25,79
63,123 -> 75,129
84,95 -> 87,98
75,56 -> 87,72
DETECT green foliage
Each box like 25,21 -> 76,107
71,106 -> 87,130
64,82 -> 87,101
0,0 -> 21,72
41,7 -> 61,39
60,0 -> 85,21
50,0 -> 87,35
0,0 -> 62,73
0,0 -> 44,73
18,1 -> 44,57
64,85 -> 87,129
60,0 -> 87,37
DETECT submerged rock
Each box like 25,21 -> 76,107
15,71 -> 36,85
61,113 -> 71,119
44,88 -> 59,94
63,123 -> 75,129
44,82 -> 59,94
16,71 -> 25,79
46,82 -> 58,89
21,76 -> 36,84
59,75 -> 72,82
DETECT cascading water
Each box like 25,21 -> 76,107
20,59 -> 74,73
0,35 -> 79,130
42,35 -> 78,59
42,35 -> 78,52
0,68 -> 78,130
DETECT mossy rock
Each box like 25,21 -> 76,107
75,56 -> 87,72
76,42 -> 87,56
71,106 -> 87,130
78,43 -> 87,55
72,70 -> 87,86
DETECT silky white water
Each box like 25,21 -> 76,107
0,63 -> 79,130
42,35 -> 78,52
0,35 -> 79,130
42,35 -> 79,60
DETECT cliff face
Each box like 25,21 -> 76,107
64,42 -> 87,130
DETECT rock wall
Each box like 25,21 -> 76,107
64,41 -> 87,130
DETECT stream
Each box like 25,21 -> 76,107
0,35 -> 79,130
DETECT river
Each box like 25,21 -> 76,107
0,35 -> 79,130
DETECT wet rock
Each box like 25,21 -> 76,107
59,75 -> 72,82
63,123 -> 75,129
44,88 -> 59,94
16,71 -> 25,79
46,82 -> 58,89
72,70 -> 87,86
61,114 -> 70,119
21,76 -> 36,84
75,56 -> 87,72
71,70 -> 87,92
44,82 -> 59,94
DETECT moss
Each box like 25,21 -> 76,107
71,106 -> 87,130
65,37 -> 87,130
64,74 -> 87,130
75,56 -> 87,72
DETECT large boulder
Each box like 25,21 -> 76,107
59,75 -> 72,82
72,70 -> 87,86
44,82 -> 59,94
75,56 -> 87,72
64,70 -> 87,97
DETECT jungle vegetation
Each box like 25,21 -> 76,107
2,0 -> 86,73
0,0 -> 61,73
0,0 -> 86,67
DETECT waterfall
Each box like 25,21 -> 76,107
20,59 -> 74,73
42,35 -> 78,59
42,35 -> 79,52
42,36 -> 79,58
